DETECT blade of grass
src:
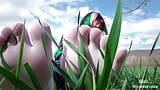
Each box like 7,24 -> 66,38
99,49 -> 104,59
77,11 -> 80,28
64,38 -> 96,88
128,40 -> 133,55
76,10 -> 88,76
63,33 -> 90,89
24,63 -> 42,90
78,33 -> 87,75
0,77 -> 5,85
65,55 -> 91,90
91,68 -> 96,90
151,59 -> 160,83
120,40 -> 132,77
95,60 -> 99,84
77,31 -> 93,90
0,66 -> 31,90
75,64 -> 88,88
0,68 -> 15,85
76,10 -> 88,74
41,34 -> 49,58
65,57 -> 78,83
125,40 -> 132,60
84,72 -> 93,90
153,66 -> 157,79
41,34 -> 57,90
149,32 -> 160,56
122,78 -> 127,90
38,18 -> 59,48
140,32 -> 160,90
64,39 -> 92,68
15,19 -> 25,90
39,19 -> 68,90
119,40 -> 133,81
52,60 -> 75,87
16,19 -> 25,79
97,0 -> 122,89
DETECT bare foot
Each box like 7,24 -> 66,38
62,25 -> 127,74
0,20 -> 52,89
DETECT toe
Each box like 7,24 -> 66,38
79,25 -> 91,45
12,23 -> 32,46
114,48 -> 127,64
64,26 -> 79,46
30,20 -> 51,44
65,25 -> 91,46
100,35 -> 108,52
89,28 -> 101,48
88,28 -> 104,74
0,27 -> 14,51
112,48 -> 127,73
63,25 -> 91,73
29,20 -> 52,60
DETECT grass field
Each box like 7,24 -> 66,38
113,65 -> 160,89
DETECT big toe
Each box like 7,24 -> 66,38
0,27 -> 13,50
63,25 -> 91,73
79,25 -> 91,45
30,20 -> 51,43
89,28 -> 102,48
64,25 -> 90,46
64,26 -> 78,45
88,28 -> 104,73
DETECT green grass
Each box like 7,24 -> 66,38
0,0 -> 159,89
97,0 -> 122,89
117,66 -> 160,89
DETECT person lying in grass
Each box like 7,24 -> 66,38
59,11 -> 127,74
53,11 -> 127,89
0,12 -> 127,89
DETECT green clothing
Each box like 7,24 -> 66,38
54,48 -> 62,60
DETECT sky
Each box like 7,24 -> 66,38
0,0 -> 160,51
